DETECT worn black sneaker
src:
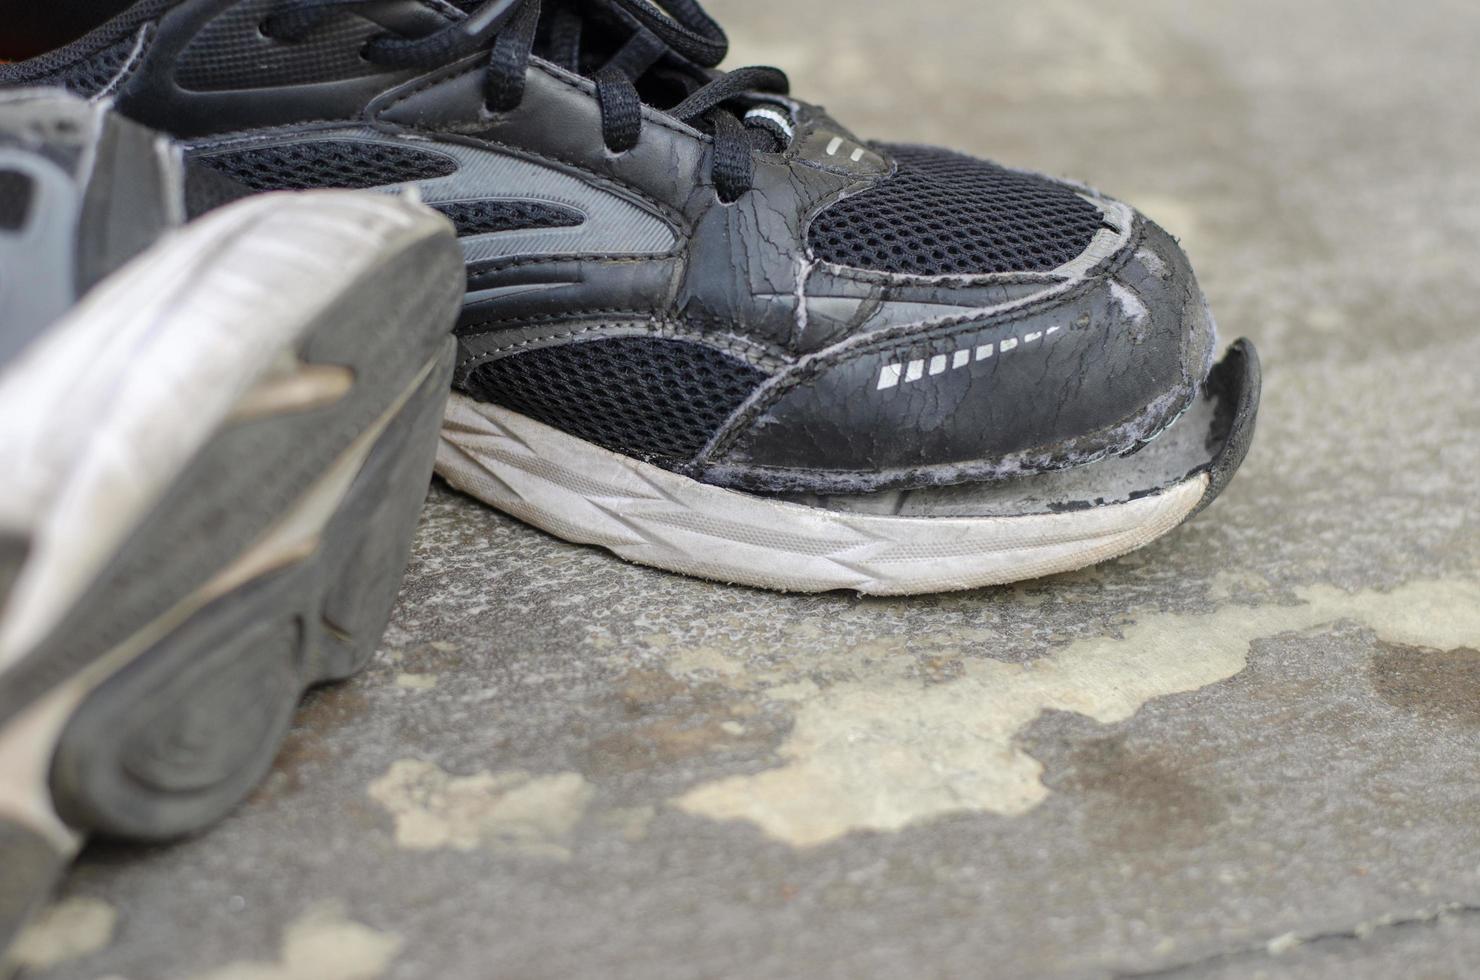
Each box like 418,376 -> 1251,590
0,89 -> 464,964
0,0 -> 1260,594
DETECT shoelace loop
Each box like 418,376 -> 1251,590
262,0 -> 792,202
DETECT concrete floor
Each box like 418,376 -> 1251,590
15,0 -> 1480,976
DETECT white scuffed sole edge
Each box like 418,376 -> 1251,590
436,394 -> 1210,596
0,190 -> 442,666
0,357 -> 436,853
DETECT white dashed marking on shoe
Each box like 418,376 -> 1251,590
825,137 -> 844,156
850,147 -> 865,162
877,323 -> 1078,391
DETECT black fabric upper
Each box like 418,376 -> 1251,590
197,138 -> 459,190
0,0 -> 1222,495
809,145 -> 1105,277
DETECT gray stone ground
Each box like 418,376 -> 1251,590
15,0 -> 1480,977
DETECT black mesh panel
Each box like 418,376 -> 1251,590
182,161 -> 254,218
808,145 -> 1104,276
194,140 -> 459,191
432,200 -> 584,237
465,336 -> 768,462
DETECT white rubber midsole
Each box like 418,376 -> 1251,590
436,394 -> 1210,595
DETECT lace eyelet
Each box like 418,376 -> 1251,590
257,17 -> 280,41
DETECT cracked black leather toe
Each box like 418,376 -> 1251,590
697,206 -> 1219,494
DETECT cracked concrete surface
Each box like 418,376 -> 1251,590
18,0 -> 1480,977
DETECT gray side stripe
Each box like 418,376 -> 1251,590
410,138 -> 676,263
189,127 -> 677,264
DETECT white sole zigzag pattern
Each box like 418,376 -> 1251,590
436,394 -> 1209,595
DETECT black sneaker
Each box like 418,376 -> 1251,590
0,90 -> 464,960
0,0 -> 1260,594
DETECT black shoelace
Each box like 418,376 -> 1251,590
262,0 -> 792,201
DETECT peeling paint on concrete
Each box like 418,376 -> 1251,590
599,805 -> 658,842
393,672 -> 438,691
368,759 -> 594,859
665,644 -> 745,678
676,579 -> 1480,847
194,903 -> 401,980
11,896 -> 116,970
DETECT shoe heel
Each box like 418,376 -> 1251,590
46,342 -> 454,842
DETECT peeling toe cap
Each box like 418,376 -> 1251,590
699,207 -> 1219,495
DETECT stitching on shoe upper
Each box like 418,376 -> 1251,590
456,309 -> 794,358
809,260 -> 1073,289
93,24 -> 155,100
454,318 -> 788,372
187,119 -> 385,149
466,249 -> 681,277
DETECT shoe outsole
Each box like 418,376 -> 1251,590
49,352 -> 452,839
0,191 -> 462,965
436,341 -> 1260,596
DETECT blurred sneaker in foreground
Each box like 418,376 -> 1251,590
0,90 -> 464,968
0,1 -> 1260,595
